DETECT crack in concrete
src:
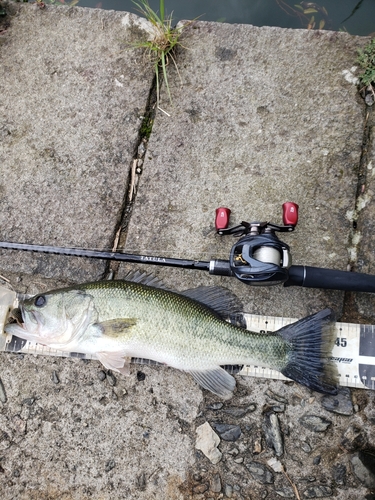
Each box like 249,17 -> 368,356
342,104 -> 374,320
104,73 -> 158,278
346,105 -> 374,268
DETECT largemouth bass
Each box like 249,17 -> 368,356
5,273 -> 338,397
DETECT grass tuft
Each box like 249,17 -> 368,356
132,0 -> 185,110
357,38 -> 375,106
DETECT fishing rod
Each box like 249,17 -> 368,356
0,202 -> 375,292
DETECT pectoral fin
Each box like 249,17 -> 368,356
98,318 -> 137,337
96,351 -> 132,375
188,367 -> 236,399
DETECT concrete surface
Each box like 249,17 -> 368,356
0,2 -> 154,281
0,3 -> 375,499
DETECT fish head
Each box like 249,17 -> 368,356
5,288 -> 97,347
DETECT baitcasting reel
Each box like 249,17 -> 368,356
3,199 -> 375,292
215,203 -> 299,285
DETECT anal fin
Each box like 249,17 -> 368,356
188,367 -> 236,399
96,351 -> 131,375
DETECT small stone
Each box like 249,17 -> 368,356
263,413 -> 283,456
137,472 -> 146,490
0,378 -> 7,403
105,459 -> 115,472
341,425 -> 368,451
272,404 -> 286,413
234,457 -> 244,464
193,473 -> 202,482
224,484 -> 233,498
299,415 -> 332,432
275,486 -> 295,498
263,403 -> 286,413
51,371 -> 60,384
193,483 -> 209,494
211,423 -> 241,442
301,442 -> 312,453
137,371 -> 146,381
332,464 -> 346,486
223,404 -> 256,417
267,457 -> 284,473
313,456 -> 321,465
245,461 -> 274,484
265,389 -> 288,404
227,447 -> 239,455
365,86 -> 375,106
195,422 -> 222,464
22,398 -> 35,406
321,388 -> 353,415
351,450 -> 375,488
106,371 -> 116,387
137,142 -> 146,157
303,485 -> 332,498
253,437 -> 262,454
98,370 -> 106,381
210,473 -> 221,493
12,415 -> 26,435
206,402 -> 223,410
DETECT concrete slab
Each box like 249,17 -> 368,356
0,3 -> 154,281
120,22 -> 367,319
1,6 -> 375,500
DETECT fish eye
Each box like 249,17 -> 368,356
34,295 -> 46,307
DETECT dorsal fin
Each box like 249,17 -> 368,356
124,271 -> 242,318
124,271 -> 173,290
181,286 -> 242,318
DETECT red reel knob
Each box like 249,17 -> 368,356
215,207 -> 231,230
282,202 -> 299,226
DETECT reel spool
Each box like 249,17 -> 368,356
216,203 -> 298,286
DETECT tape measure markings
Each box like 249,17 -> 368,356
242,313 -> 373,390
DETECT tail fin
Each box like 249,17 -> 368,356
277,308 -> 338,395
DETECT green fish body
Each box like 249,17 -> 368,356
5,273 -> 338,397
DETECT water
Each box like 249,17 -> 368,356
73,0 -> 375,36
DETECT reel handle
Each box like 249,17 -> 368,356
215,207 -> 231,230
282,202 -> 299,226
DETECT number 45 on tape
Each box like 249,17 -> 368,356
241,313 -> 375,391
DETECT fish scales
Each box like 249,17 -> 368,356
5,276 -> 339,398
78,281 -> 288,370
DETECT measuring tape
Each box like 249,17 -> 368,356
0,286 -> 374,390
241,313 -> 375,390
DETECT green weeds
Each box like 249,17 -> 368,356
357,38 -> 375,105
357,38 -> 375,87
132,0 -> 185,110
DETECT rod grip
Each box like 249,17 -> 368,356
285,265 -> 375,292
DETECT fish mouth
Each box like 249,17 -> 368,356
9,307 -> 24,325
5,305 -> 43,340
